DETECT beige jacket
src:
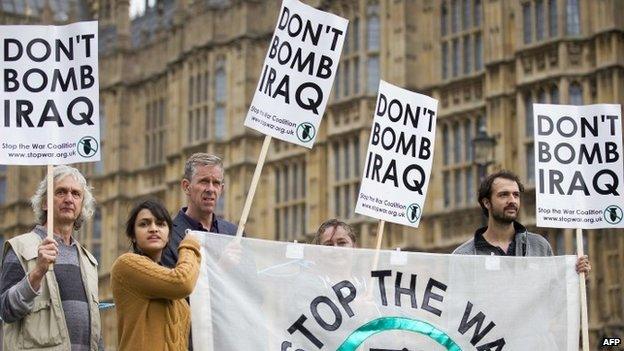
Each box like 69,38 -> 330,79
2,231 -> 100,350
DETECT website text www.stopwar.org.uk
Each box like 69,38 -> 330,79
359,193 -> 406,218
2,141 -> 76,159
250,105 -> 295,136
539,207 -> 603,224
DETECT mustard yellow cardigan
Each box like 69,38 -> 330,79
111,237 -> 201,350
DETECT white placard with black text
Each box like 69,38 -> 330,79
244,0 -> 348,148
355,80 -> 438,228
533,103 -> 624,228
0,21 -> 100,165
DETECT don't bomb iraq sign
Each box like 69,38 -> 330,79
244,0 -> 348,148
355,81 -> 438,228
533,103 -> 624,229
0,21 -> 100,165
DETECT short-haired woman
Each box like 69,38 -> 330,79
312,218 -> 357,248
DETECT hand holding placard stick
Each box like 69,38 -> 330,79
533,103 -> 624,351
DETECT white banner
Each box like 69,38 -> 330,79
191,232 -> 580,351
533,103 -> 624,228
354,80 -> 438,227
243,0 -> 348,148
0,21 -> 100,165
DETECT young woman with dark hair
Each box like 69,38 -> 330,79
111,199 -> 201,350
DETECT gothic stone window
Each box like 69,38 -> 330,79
565,0 -> 580,36
274,159 -> 307,241
523,83 -> 561,183
441,0 -> 483,80
331,135 -> 361,219
523,0 -> 559,44
440,114 -> 483,209
187,59 -> 210,143
214,56 -> 227,140
333,2 -> 380,99
366,2 -> 380,95
145,89 -> 166,167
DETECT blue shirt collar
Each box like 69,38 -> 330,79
178,207 -> 219,233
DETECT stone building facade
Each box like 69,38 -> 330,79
1,0 -> 623,348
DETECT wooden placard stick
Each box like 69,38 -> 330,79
46,165 -> 54,239
576,227 -> 589,351
235,135 -> 272,242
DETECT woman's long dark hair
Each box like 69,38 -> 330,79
125,199 -> 173,254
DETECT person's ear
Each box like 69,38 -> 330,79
483,198 -> 491,210
181,179 -> 190,195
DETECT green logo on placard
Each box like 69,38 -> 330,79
406,203 -> 421,223
296,122 -> 315,143
77,136 -> 98,158
604,205 -> 623,225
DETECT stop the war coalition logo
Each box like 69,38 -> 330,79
355,81 -> 438,228
0,21 -> 100,165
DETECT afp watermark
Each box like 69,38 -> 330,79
601,337 -> 622,349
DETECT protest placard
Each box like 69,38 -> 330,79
533,104 -> 624,229
243,0 -> 348,148
0,21 -> 100,165
355,80 -> 438,227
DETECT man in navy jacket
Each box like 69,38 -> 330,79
161,153 -> 238,268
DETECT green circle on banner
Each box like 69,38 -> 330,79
604,205 -> 623,225
406,203 -> 421,223
77,136 -> 98,158
296,122 -> 315,143
337,317 -> 462,351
